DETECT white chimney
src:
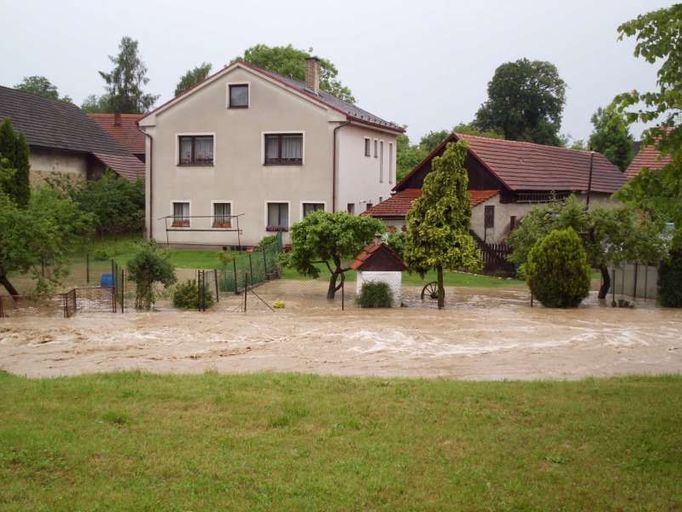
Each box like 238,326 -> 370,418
305,56 -> 320,94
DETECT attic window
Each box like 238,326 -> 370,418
228,84 -> 249,108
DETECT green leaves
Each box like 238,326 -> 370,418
526,228 -> 591,308
127,241 -> 177,310
404,141 -> 481,307
175,63 -> 212,97
588,103 -> 635,171
0,119 -> 30,208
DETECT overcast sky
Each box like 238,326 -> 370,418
0,0 -> 672,143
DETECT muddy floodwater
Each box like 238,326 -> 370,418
1,280 -> 681,380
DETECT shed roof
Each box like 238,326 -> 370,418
350,242 -> 407,271
365,188 -> 499,219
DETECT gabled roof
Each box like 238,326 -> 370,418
89,113 -> 145,156
625,142 -> 672,179
365,188 -> 499,219
350,242 -> 407,271
140,60 -> 403,134
397,133 -> 626,194
0,86 -> 144,181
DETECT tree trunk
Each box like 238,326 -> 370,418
0,273 -> 20,298
598,265 -> 610,300
327,271 -> 340,300
437,265 -> 445,310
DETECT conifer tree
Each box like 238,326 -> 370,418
404,141 -> 481,309
0,119 -> 30,207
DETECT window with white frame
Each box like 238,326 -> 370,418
364,138 -> 371,157
228,84 -> 249,108
172,201 -> 190,227
347,203 -> 355,214
388,142 -> 394,184
179,135 -> 214,166
213,202 -> 232,228
379,140 -> 384,182
302,202 -> 324,218
267,202 -> 289,231
373,139 -> 378,158
264,133 -> 303,165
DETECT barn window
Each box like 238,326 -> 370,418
484,205 -> 495,229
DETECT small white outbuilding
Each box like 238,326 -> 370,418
351,242 -> 407,306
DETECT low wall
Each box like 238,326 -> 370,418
356,271 -> 402,306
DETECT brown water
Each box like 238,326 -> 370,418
1,280 -> 680,380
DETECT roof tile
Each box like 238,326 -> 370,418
366,188 -> 498,218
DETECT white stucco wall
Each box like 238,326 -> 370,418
337,125 -> 397,214
140,63 -> 400,247
356,270 -> 402,306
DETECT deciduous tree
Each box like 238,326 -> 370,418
588,103 -> 634,171
404,141 -> 481,309
0,119 -> 30,208
14,76 -> 72,102
175,63 -> 212,97
286,211 -> 384,299
241,44 -> 355,103
474,59 -> 566,145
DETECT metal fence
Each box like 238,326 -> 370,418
218,237 -> 282,294
608,263 -> 659,301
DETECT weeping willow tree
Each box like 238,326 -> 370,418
404,141 -> 481,309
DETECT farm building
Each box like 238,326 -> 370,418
351,241 -> 407,307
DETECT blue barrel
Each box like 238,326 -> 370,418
100,273 -> 114,288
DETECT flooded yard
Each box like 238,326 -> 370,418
1,280 -> 680,380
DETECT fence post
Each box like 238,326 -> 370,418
243,272 -> 248,312
611,268 -> 616,306
214,269 -> 219,303
233,259 -> 238,294
86,252 -> 90,284
121,268 -> 125,314
248,253 -> 254,281
633,263 -> 638,300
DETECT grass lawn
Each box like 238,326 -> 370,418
1,372 -> 680,511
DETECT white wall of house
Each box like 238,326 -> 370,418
29,147 -> 88,182
337,125 -> 397,214
140,64 -> 399,246
356,270 -> 402,306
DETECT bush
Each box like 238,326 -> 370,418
525,228 -> 591,308
173,279 -> 214,310
658,249 -> 682,307
127,241 -> 176,310
356,281 -> 394,308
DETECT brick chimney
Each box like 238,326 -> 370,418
305,57 -> 320,94
114,112 -> 122,127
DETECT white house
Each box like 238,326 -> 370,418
138,58 -> 403,247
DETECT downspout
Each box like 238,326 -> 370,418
142,129 -> 154,239
332,120 -> 351,212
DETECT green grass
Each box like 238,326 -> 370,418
1,372 -> 680,511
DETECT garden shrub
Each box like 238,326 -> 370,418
658,248 -> 682,307
127,241 -> 176,310
525,228 -> 591,308
356,281 -> 394,308
172,279 -> 214,310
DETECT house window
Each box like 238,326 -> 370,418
484,205 -> 495,229
379,140 -> 384,182
347,203 -> 355,214
179,135 -> 214,166
302,202 -> 324,218
213,202 -> 232,228
388,142 -> 394,184
172,201 -> 190,227
509,216 -> 517,232
264,133 -> 303,165
267,202 -> 289,231
366,202 -> 373,211
374,139 -> 378,158
228,84 -> 249,108
364,138 -> 371,157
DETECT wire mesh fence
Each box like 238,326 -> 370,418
218,236 -> 282,294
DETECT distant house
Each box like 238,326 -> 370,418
0,86 -> 144,182
366,133 -> 626,244
89,113 -> 146,163
625,140 -> 672,180
138,57 -> 403,246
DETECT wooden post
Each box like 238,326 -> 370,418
341,279 -> 345,311
86,252 -> 90,284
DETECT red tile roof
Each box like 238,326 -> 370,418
625,143 -> 672,179
350,242 -> 407,271
89,113 -> 146,156
93,152 -> 145,182
365,188 -> 498,219
397,133 -> 626,194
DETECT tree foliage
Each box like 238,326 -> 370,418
14,76 -> 72,103
0,187 -> 94,296
356,281 -> 394,308
241,44 -> 355,103
173,279 -> 214,310
175,62 -> 212,97
83,36 -> 158,114
126,241 -> 176,310
614,5 -> 682,237
509,195 -> 665,298
588,103 -> 634,171
0,118 -> 31,208
658,248 -> 682,307
286,211 -> 383,299
404,141 -> 481,309
525,228 -> 591,308
474,58 -> 566,145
